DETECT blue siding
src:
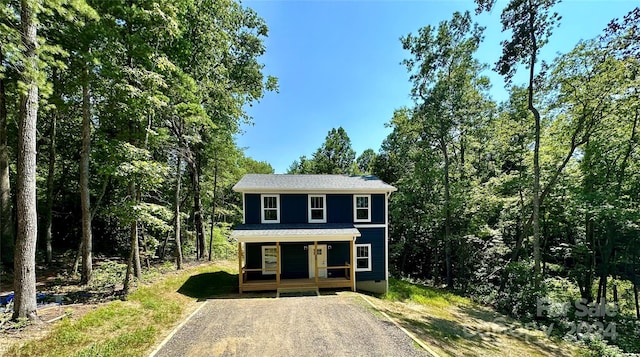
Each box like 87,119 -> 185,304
327,194 -> 352,223
281,243 -> 308,279
371,194 -> 385,224
245,194 -> 261,224
355,227 -> 385,281
244,193 -> 385,224
244,241 -> 353,280
245,243 -> 270,280
327,242 -> 350,278
280,194 -> 307,224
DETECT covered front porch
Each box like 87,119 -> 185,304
231,224 -> 361,294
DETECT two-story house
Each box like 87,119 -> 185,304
231,174 -> 396,294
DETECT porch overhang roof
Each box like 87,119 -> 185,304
230,224 -> 361,243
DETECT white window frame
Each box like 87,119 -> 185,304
308,194 -> 327,223
261,194 -> 280,224
262,245 -> 278,275
353,194 -> 371,223
355,243 -> 372,272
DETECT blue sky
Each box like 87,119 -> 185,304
238,0 -> 638,174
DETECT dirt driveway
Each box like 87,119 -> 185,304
152,293 -> 428,357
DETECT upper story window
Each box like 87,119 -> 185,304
261,194 -> 280,223
308,194 -> 327,223
353,194 -> 371,222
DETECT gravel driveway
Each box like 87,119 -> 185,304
152,293 -> 428,357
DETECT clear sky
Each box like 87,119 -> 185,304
238,0 -> 638,174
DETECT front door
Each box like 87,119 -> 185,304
308,244 -> 327,278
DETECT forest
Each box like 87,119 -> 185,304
1,0 -> 639,354
288,4 -> 640,354
1,0 -> 275,321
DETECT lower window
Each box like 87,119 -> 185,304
262,246 -> 277,275
355,244 -> 371,272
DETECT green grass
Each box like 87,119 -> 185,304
384,278 -> 472,308
377,278 -> 581,357
8,262 -> 239,357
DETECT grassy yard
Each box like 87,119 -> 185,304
5,261 -> 238,357
5,263 -> 587,357
371,278 -> 583,357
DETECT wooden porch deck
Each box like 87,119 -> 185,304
240,277 -> 353,293
238,240 -> 357,294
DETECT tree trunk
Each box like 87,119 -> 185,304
128,182 -> 142,279
13,0 -> 40,321
80,66 -> 93,285
441,139 -> 453,289
123,232 -> 133,296
633,281 -> 639,319
527,7 -> 542,289
191,155 -> 206,260
208,162 -> 218,261
72,241 -> 82,276
0,44 -> 13,264
44,103 -> 56,264
173,155 -> 182,269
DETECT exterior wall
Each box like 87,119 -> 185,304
280,194 -> 307,224
355,227 -> 385,281
244,241 -> 351,280
242,191 -> 389,294
371,194 -> 385,224
245,194 -> 261,224
356,280 -> 387,294
244,193 -> 386,224
326,194 -> 352,223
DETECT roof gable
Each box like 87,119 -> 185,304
233,174 -> 396,193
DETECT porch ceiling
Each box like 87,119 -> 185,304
231,223 -> 361,243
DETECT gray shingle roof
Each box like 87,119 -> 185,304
232,174 -> 396,193
231,223 -> 361,242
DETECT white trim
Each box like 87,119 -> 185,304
235,234 -> 359,243
260,194 -> 280,224
354,243 -> 372,272
354,224 -> 386,229
262,245 -> 278,275
235,188 -> 397,194
353,194 -> 371,223
385,191 -> 390,292
242,193 -> 246,224
308,194 -> 327,223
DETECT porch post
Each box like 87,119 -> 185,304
314,241 -> 319,285
238,242 -> 243,294
350,239 -> 356,291
276,241 -> 281,287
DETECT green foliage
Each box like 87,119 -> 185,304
585,337 -> 626,357
496,261 -> 546,320
288,127 -> 357,174
88,260 -> 127,291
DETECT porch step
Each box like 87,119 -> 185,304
276,286 -> 320,298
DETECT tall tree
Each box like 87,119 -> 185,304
312,127 -> 356,174
475,0 -> 561,287
13,0 -> 40,321
356,149 -> 376,175
401,11 -> 489,288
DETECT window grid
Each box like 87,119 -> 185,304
261,194 -> 280,223
355,243 -> 371,272
353,195 -> 371,222
308,195 -> 327,223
